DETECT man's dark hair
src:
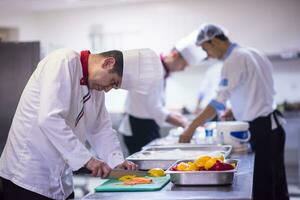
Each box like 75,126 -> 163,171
214,34 -> 229,42
99,50 -> 123,77
207,34 -> 229,44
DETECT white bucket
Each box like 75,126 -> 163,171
216,121 -> 251,149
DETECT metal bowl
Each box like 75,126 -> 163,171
166,159 -> 238,185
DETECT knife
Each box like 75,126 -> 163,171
74,167 -> 149,178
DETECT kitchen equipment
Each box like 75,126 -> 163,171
215,121 -> 250,151
127,145 -> 232,170
94,175 -> 170,192
74,168 -> 149,179
166,159 -> 238,185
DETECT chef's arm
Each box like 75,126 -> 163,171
191,105 -> 216,130
86,93 -> 125,169
87,128 -> 124,169
179,59 -> 244,143
179,105 -> 217,143
144,82 -> 188,127
145,86 -> 170,127
38,57 -> 93,170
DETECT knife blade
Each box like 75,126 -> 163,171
107,169 -> 149,179
74,167 -> 149,178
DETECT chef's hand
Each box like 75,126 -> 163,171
85,157 -> 112,178
220,109 -> 234,121
115,160 -> 138,170
179,127 -> 194,143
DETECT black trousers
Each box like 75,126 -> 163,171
123,115 -> 160,155
1,177 -> 74,200
249,111 -> 289,200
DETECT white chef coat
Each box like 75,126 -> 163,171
197,62 -> 222,108
210,44 -> 276,122
0,49 -> 124,199
119,61 -> 169,136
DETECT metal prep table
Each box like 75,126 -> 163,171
82,153 -> 254,200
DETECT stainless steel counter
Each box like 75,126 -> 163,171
82,153 -> 254,200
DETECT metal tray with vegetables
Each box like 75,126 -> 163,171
165,157 -> 238,185
126,145 -> 232,170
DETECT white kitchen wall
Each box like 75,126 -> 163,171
0,11 -> 38,41
0,0 -> 299,111
272,58 -> 300,103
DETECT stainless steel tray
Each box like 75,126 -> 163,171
127,145 -> 232,170
144,137 -> 198,147
166,159 -> 238,185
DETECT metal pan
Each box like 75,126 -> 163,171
143,137 -> 198,148
166,159 -> 238,185
127,145 -> 232,170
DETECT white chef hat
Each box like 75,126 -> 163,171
175,30 -> 207,65
196,23 -> 229,46
121,48 -> 163,94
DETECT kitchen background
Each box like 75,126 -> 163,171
0,0 -> 300,198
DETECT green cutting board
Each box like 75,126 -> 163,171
95,175 -> 170,192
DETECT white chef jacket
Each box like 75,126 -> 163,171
0,49 -> 124,199
197,62 -> 222,108
210,44 -> 276,122
119,61 -> 169,136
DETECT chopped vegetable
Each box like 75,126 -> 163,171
122,177 -> 153,185
148,168 -> 166,177
118,175 -> 137,181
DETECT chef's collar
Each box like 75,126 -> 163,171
222,43 -> 238,60
80,50 -> 90,86
160,54 -> 169,79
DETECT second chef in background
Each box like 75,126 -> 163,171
119,31 -> 206,154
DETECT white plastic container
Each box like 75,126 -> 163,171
215,121 -> 250,150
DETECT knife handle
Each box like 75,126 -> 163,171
74,167 -> 92,174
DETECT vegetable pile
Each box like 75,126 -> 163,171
170,155 -> 235,171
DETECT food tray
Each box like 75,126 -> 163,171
127,145 -> 232,170
166,159 -> 238,185
144,137 -> 197,147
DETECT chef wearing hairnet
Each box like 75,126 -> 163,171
119,31 -> 206,155
179,24 -> 289,200
194,61 -> 222,115
0,48 -> 162,200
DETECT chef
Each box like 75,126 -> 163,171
0,48 -> 163,200
194,61 -> 222,115
119,31 -> 206,155
179,23 -> 289,200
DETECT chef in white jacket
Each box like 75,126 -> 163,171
194,62 -> 222,115
0,48 -> 162,200
179,24 -> 289,200
119,31 -> 206,154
